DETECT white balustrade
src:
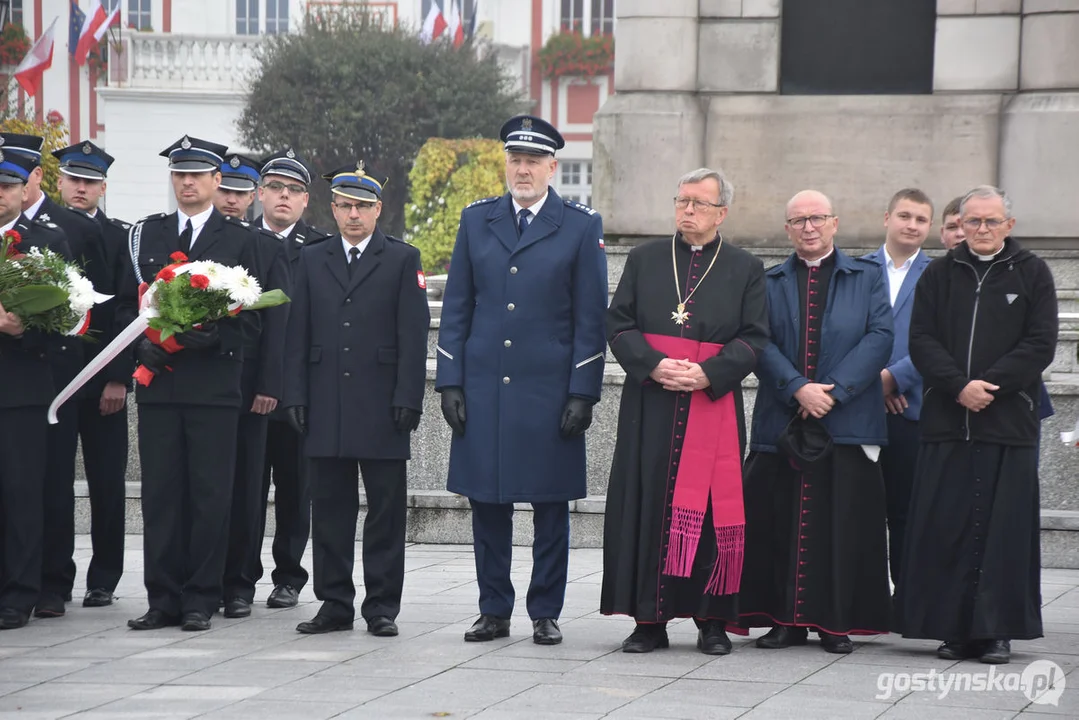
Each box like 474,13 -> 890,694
120,33 -> 266,92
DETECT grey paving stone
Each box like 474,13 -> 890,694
483,682 -> 647,715
876,706 -> 1019,719
683,645 -> 843,683
193,699 -> 359,719
344,667 -> 546,716
470,711 -> 606,720
739,685 -> 894,719
0,683 -> 152,715
604,677 -> 788,716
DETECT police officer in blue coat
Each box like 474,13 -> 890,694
283,161 -> 429,637
436,115 -> 609,646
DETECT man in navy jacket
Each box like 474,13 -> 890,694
739,190 -> 894,654
863,188 -> 934,588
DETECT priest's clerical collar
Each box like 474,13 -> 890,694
970,244 -> 1005,262
677,231 -> 721,252
798,247 -> 835,268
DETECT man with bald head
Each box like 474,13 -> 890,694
738,190 -> 893,653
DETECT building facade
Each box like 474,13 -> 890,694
3,0 -> 614,221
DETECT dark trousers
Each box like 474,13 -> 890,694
77,396 -> 128,592
138,405 -> 238,617
0,407 -> 47,613
253,418 -> 310,591
40,402 -> 78,601
309,457 -> 406,623
880,413 -> 920,586
223,410 -> 269,602
469,499 -> 570,620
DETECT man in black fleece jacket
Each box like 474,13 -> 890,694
896,185 -> 1057,665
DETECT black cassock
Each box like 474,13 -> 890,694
600,235 -> 769,623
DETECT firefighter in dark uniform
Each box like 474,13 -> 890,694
435,116 -> 608,646
252,148 -> 330,609
0,132 -> 111,619
124,136 -> 267,632
283,162 -> 429,636
213,153 -> 291,618
0,151 -> 72,630
51,140 -> 133,609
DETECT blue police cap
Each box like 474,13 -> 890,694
219,153 -> 261,192
261,147 -> 311,186
159,135 -> 228,173
0,132 -> 45,167
321,160 -> 386,203
51,140 -> 115,181
0,148 -> 36,185
499,115 -> 564,156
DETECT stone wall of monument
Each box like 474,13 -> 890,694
594,0 -> 1079,247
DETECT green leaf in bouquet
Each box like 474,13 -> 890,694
244,289 -> 291,311
0,285 -> 69,315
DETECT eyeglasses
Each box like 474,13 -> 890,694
786,215 -> 834,230
333,201 -> 375,213
262,181 -> 307,195
961,217 -> 1007,231
674,196 -> 723,210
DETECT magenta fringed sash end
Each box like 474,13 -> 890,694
663,506 -> 706,577
704,523 -> 746,596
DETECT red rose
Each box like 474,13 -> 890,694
156,267 -> 176,282
3,229 -> 20,245
170,251 -> 189,262
189,274 -> 210,290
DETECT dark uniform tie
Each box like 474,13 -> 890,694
517,208 -> 531,237
348,246 -> 360,276
178,219 -> 193,255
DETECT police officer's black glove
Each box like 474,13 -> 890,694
393,407 -> 422,433
440,387 -> 466,436
134,337 -> 171,374
286,406 -> 307,435
174,323 -> 220,350
559,396 -> 594,438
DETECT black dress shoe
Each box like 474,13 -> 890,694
223,598 -> 252,619
296,615 -> 354,634
181,612 -> 212,631
33,594 -> 66,618
756,625 -> 809,649
83,588 -> 115,608
128,609 -> 181,630
979,639 -> 1011,665
464,615 -> 510,642
937,640 -> 982,660
819,631 -> 853,654
622,624 -> 670,653
0,607 -> 30,630
367,616 -> 399,637
267,584 -> 299,608
533,618 -> 563,645
697,621 -> 732,656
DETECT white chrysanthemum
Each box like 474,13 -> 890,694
63,266 -> 96,316
221,266 -> 262,306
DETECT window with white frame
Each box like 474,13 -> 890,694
559,161 -> 593,207
237,0 -> 289,36
128,0 -> 152,31
560,0 -> 613,36
8,0 -> 24,26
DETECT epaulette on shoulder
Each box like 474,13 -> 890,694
224,215 -> 251,228
564,198 -> 597,216
137,212 -> 169,225
307,224 -> 331,239
110,218 -> 133,231
465,196 -> 499,209
385,234 -> 416,248
33,217 -> 60,230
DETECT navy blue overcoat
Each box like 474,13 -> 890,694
435,189 -> 608,503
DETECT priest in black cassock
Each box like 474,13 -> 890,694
601,168 -> 769,655
898,186 -> 1057,665
738,190 -> 894,654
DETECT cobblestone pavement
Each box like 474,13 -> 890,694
0,536 -> 1076,719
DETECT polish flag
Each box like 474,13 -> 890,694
420,1 -> 447,44
446,0 -> 464,48
15,18 -> 58,97
75,0 -> 110,64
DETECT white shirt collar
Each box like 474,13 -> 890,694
799,246 -> 835,268
263,218 -> 297,240
343,233 -> 373,259
884,246 -> 919,271
971,245 -> 1004,262
512,191 -> 548,221
177,205 -> 215,250
24,193 -> 46,220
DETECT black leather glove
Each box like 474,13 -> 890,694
560,396 -> 594,438
393,406 -> 422,433
286,406 -> 307,435
174,323 -> 220,350
440,387 -> 466,436
134,337 -> 171,374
